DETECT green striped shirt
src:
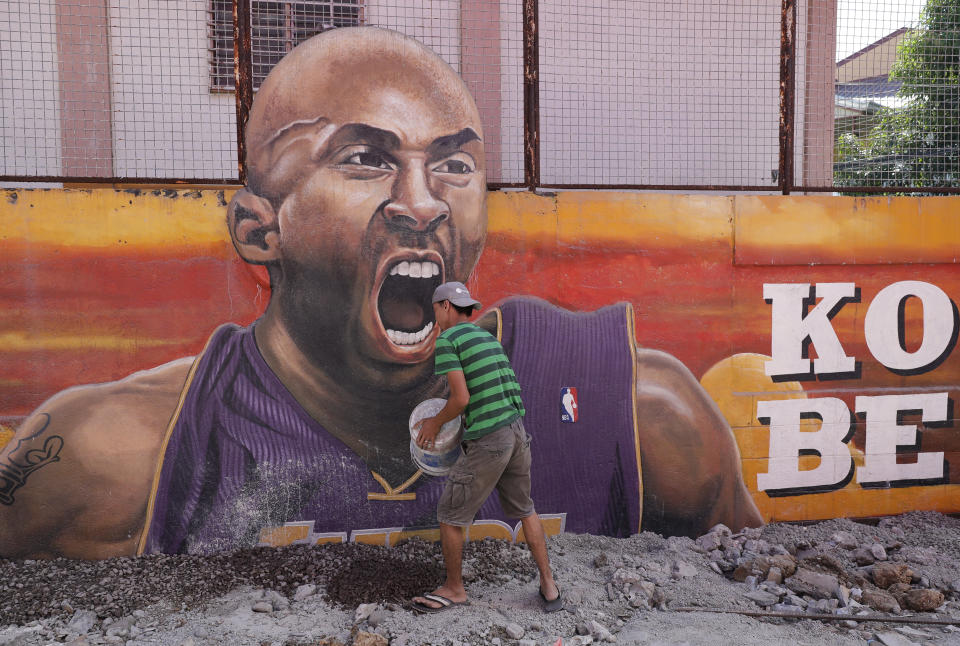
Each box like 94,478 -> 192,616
434,322 -> 524,440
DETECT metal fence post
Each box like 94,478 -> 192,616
233,0 -> 253,186
779,0 -> 797,195
523,0 -> 540,191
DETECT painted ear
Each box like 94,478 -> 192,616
227,188 -> 280,264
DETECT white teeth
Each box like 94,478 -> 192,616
386,321 -> 434,346
389,260 -> 439,279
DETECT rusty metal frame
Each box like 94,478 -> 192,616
0,175 -> 241,186
522,0 -> 540,191
232,0 -> 253,185
779,0 -> 796,195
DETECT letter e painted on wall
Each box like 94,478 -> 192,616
856,393 -> 948,487
756,397 -> 854,495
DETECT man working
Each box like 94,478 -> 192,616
0,27 -> 760,560
411,282 -> 561,613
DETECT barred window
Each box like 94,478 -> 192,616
209,1 -> 364,91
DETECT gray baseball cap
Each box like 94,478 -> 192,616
432,281 -> 482,310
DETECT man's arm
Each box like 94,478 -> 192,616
0,358 -> 191,559
415,370 -> 469,448
634,349 -> 763,537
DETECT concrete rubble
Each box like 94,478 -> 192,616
0,511 -> 958,645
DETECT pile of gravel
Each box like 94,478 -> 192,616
1,512 -> 959,646
0,539 -> 535,627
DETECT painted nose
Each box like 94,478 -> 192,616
383,166 -> 449,232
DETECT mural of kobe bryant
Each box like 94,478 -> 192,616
0,27 -> 761,559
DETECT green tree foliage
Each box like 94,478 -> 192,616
834,0 -> 960,189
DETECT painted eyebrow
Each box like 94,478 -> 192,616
427,128 -> 481,157
327,123 -> 403,152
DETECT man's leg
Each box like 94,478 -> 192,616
439,522 -> 467,597
411,522 -> 469,609
414,427 -> 517,610
519,512 -> 559,600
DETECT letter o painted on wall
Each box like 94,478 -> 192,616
864,281 -> 957,374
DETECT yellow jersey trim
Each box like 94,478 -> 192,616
135,326 -> 222,556
624,303 -> 644,532
368,469 -> 423,501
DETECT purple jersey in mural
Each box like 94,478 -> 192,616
142,297 -> 641,554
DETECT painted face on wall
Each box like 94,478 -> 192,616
245,28 -> 487,387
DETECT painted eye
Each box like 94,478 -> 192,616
434,159 -> 474,174
345,152 -> 393,170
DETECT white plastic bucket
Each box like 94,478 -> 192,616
408,398 -> 463,476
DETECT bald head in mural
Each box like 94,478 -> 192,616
0,27 -> 761,559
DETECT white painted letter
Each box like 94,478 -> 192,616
856,393 -> 947,485
764,283 -> 857,378
864,281 -> 956,373
756,397 -> 853,493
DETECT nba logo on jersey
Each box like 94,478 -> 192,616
560,387 -> 578,423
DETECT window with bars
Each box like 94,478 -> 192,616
209,1 -> 364,91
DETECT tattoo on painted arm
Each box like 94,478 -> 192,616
0,414 -> 64,505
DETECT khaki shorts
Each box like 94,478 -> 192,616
437,417 -> 535,526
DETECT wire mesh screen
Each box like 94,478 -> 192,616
1,1 -> 958,191
0,1 -> 241,181
365,1 -> 525,184
828,0 -> 960,190
537,1 -> 783,187
1,1 -> 67,177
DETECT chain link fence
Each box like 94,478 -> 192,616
0,0 -> 957,192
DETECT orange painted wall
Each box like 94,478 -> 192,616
2,188 -> 959,524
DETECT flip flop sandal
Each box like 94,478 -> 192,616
411,593 -> 469,614
540,585 -> 564,613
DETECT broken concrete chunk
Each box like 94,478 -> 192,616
831,531 -> 858,550
671,560 -> 697,579
861,590 -> 902,613
610,568 -> 641,585
853,547 -> 875,566
869,543 -> 888,561
874,631 -> 919,646
784,568 -> 839,600
293,583 -> 317,601
902,588 -> 944,612
770,603 -> 803,614
769,554 -> 798,578
354,603 -> 377,624
353,632 -> 388,646
785,594 -> 808,608
872,563 -> 914,589
766,566 -> 783,584
744,590 -> 780,607
836,584 -> 851,607
505,623 -> 525,640
66,610 -> 98,635
708,523 -> 732,537
251,601 -> 273,613
696,534 -> 722,553
894,626 -> 932,639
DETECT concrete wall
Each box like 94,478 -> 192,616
2,189 -> 960,556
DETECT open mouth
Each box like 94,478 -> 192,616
376,256 -> 443,349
